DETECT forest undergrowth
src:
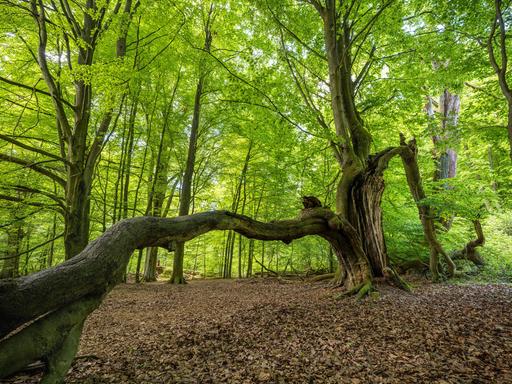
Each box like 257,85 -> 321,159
3,278 -> 511,384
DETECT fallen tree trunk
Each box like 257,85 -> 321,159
0,211 -> 329,338
0,208 -> 356,381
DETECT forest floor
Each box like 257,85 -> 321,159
3,278 -> 512,383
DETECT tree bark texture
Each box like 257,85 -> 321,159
0,207 -> 368,381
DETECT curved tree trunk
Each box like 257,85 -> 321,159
0,208 -> 358,382
451,220 -> 485,266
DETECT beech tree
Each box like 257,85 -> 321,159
0,0 -> 509,381
0,0 -> 138,259
171,4 -> 214,284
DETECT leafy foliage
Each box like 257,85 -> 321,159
0,0 -> 510,281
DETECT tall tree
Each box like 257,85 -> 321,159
487,0 -> 512,161
170,4 -> 214,284
0,0 -> 138,259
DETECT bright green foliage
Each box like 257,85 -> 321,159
0,0 -> 510,281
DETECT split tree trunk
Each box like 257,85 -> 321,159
347,167 -> 388,276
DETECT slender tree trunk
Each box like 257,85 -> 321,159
399,135 -> 456,281
101,156 -> 112,232
246,239 -> 254,277
261,242 -> 265,275
238,234 -> 244,278
0,225 -> 24,279
47,212 -> 58,268
171,9 -> 214,284
143,77 -> 179,282
223,231 -> 235,279
143,247 -> 158,282
122,100 -> 138,219
328,246 -> 334,273
135,249 -> 143,283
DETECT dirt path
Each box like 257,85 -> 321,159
4,279 -> 512,383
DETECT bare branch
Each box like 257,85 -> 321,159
0,76 -> 75,110
0,134 -> 68,165
0,152 -> 66,187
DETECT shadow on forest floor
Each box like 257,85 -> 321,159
3,278 -> 512,383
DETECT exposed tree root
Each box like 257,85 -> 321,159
383,267 -> 412,292
309,273 -> 335,282
169,275 -> 187,285
335,280 -> 375,301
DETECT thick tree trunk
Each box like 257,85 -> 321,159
322,217 -> 372,290
347,170 -> 388,276
0,208 -> 347,382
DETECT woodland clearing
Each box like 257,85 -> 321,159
3,278 -> 511,384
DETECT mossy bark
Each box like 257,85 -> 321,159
0,296 -> 101,381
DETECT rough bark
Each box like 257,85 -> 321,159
298,1 -> 395,287
0,208 -> 370,381
347,165 -> 388,276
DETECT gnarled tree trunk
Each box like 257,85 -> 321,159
0,208 -> 362,382
347,165 -> 388,276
